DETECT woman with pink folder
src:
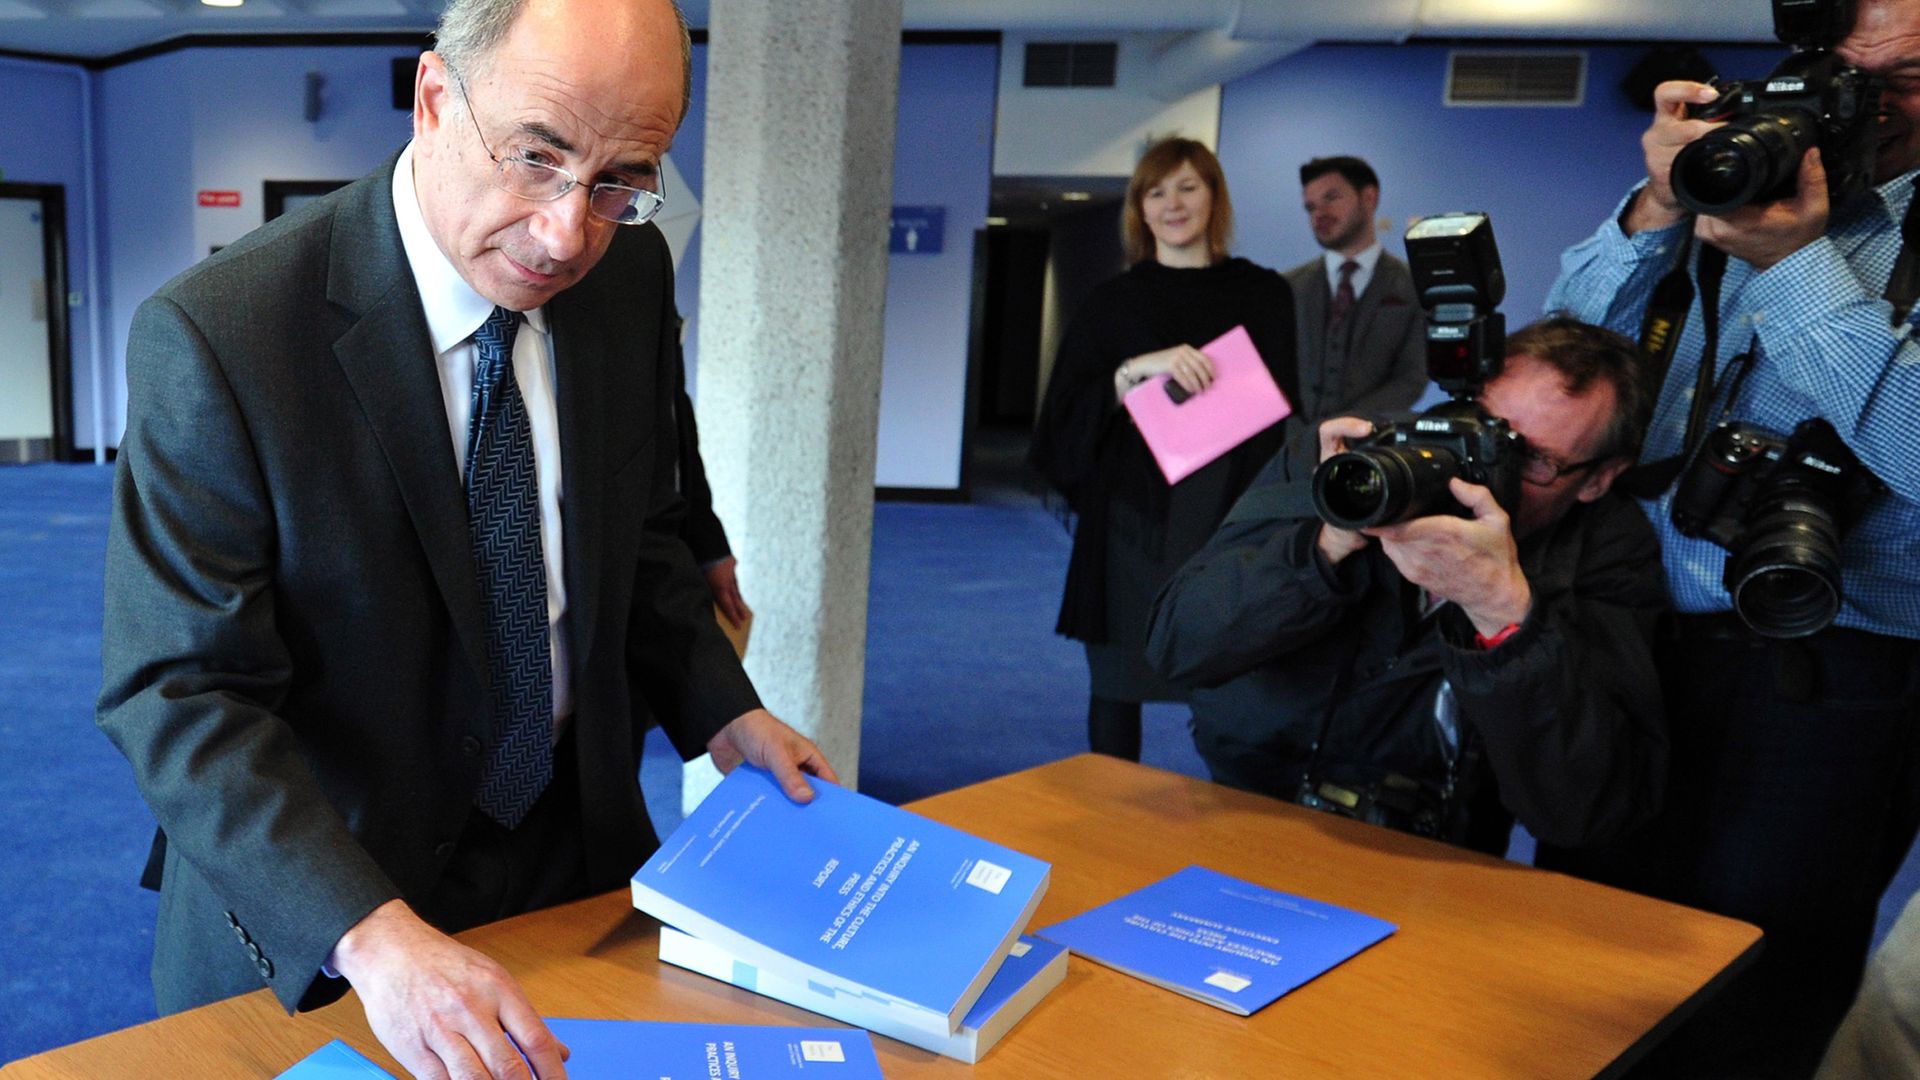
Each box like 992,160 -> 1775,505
1029,138 -> 1298,762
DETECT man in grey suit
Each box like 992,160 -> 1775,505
1284,156 -> 1429,424
96,0 -> 833,1076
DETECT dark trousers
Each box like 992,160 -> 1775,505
423,728 -> 591,934
1540,617 -> 1920,1079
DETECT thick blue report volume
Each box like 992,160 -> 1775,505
659,928 -> 1068,1062
542,1019 -> 883,1079
1035,865 -> 1394,1016
630,765 -> 1050,1037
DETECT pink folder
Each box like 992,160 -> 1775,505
1122,325 -> 1292,485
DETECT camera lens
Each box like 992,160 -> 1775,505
1671,110 -> 1820,215
1312,446 -> 1460,530
1726,493 -> 1844,638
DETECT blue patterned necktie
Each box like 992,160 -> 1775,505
465,306 -> 553,829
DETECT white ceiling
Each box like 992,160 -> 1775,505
0,0 -> 1778,64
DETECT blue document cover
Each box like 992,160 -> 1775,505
1035,865 -> 1394,1015
544,1019 -> 882,1079
631,765 -> 1050,1037
275,1041 -> 396,1079
660,927 -> 1068,1062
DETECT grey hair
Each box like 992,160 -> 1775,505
434,0 -> 693,121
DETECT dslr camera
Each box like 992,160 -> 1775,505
1672,418 -> 1880,638
1669,0 -> 1881,215
1311,212 -> 1524,530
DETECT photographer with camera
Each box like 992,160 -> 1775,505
1545,0 -> 1920,1073
1144,312 -> 1665,856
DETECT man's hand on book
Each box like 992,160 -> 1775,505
708,709 -> 839,802
329,899 -> 569,1080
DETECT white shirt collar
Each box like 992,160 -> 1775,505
1322,240 -> 1384,282
390,141 -> 548,352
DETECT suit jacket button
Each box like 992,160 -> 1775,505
461,736 -> 482,758
436,841 -> 456,859
256,956 -> 274,979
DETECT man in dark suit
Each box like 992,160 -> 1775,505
95,0 -> 833,1076
1284,156 -> 1428,424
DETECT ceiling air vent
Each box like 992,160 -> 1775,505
1446,51 -> 1586,106
1024,42 -> 1118,88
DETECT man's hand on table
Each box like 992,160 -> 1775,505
329,899 -> 569,1079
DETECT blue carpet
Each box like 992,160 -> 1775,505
0,464 -> 158,1065
3,461 -> 1916,1064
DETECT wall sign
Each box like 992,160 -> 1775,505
197,191 -> 242,208
889,206 -> 944,255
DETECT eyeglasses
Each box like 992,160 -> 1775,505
1520,446 -> 1607,486
450,69 -> 666,226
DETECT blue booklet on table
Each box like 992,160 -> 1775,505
544,1019 -> 882,1079
630,765 -> 1050,1039
275,1041 -> 395,1078
660,927 -> 1067,1062
1035,865 -> 1394,1016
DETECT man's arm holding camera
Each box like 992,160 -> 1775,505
1145,421 -> 1381,687
1422,486 -> 1669,848
1555,77 -> 1920,501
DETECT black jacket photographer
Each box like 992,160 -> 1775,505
1145,318 -> 1666,856
1547,1 -> 1920,1074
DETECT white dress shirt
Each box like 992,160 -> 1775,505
391,142 -> 573,726
1322,241 -> 1385,302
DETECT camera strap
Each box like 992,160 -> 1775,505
1882,179 -> 1920,327
1620,242 -> 1733,498
1636,230 -> 1696,384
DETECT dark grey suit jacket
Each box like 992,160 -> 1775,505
97,157 -> 759,1014
1284,250 -> 1429,424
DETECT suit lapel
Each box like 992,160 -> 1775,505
324,161 -> 491,686
546,280 -> 607,684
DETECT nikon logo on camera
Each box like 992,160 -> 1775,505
1765,78 -> 1808,92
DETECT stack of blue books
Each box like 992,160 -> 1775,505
632,765 -> 1058,1061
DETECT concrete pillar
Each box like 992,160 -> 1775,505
684,0 -> 903,810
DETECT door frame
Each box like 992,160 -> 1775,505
0,182 -> 74,462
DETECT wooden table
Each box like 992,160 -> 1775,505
1,755 -> 1759,1079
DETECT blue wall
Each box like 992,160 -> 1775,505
72,39 -> 996,491
874,43 -> 997,489
1221,41 -> 1785,324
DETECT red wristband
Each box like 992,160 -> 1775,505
1473,621 -> 1523,650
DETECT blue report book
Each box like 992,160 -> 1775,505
275,1041 -> 396,1079
630,765 -> 1050,1038
1035,865 -> 1394,1016
660,927 -> 1068,1062
543,1019 -> 882,1079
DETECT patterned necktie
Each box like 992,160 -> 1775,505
1329,259 -> 1359,327
465,306 -> 553,829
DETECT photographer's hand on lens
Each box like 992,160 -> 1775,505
1626,80 -> 1725,235
1364,477 -> 1533,638
1694,146 -> 1832,270
1115,345 -> 1215,401
1314,416 -> 1378,565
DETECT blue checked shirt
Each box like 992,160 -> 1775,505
1547,173 -> 1920,639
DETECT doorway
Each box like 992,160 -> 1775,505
0,183 -> 73,464
961,176 -> 1126,502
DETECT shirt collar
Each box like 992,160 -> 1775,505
1322,240 -> 1384,280
391,141 -> 548,353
